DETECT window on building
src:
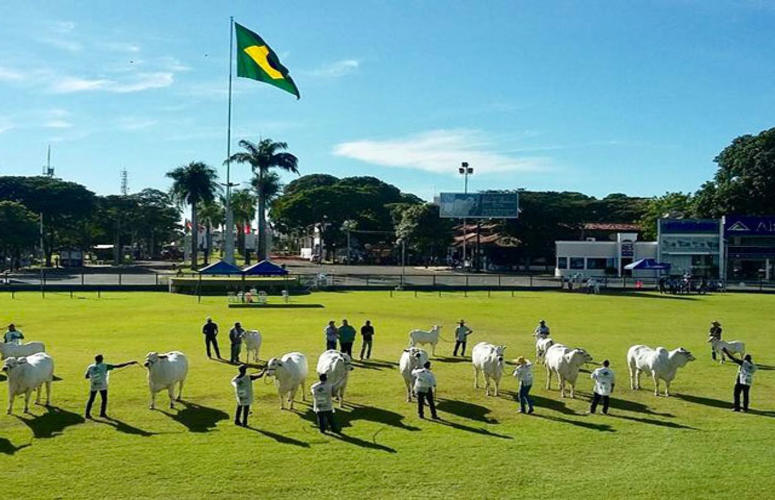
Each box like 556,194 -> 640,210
586,258 -> 607,269
570,257 -> 585,269
557,257 -> 567,269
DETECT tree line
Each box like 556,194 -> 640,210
1,127 -> 773,270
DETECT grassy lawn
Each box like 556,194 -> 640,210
1,290 -> 773,499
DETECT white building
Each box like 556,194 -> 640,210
555,233 -> 657,278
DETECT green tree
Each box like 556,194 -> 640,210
230,189 -> 257,264
228,138 -> 299,260
0,176 -> 96,266
395,203 -> 453,261
166,162 -> 220,269
639,192 -> 694,240
130,189 -> 180,259
0,201 -> 38,270
694,127 -> 775,217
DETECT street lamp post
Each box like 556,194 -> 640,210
458,162 -> 473,270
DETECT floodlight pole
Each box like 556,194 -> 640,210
459,162 -> 473,270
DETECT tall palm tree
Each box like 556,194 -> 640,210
228,138 -> 298,260
199,200 -> 224,264
166,161 -> 220,269
230,189 -> 257,264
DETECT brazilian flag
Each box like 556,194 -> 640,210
234,22 -> 300,99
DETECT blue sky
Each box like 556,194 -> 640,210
1,0 -> 774,201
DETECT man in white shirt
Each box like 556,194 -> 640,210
534,320 -> 550,339
311,373 -> 340,433
3,323 -> 24,344
453,320 -> 473,357
589,359 -> 615,415
231,364 -> 266,427
723,348 -> 756,412
412,361 -> 439,419
84,354 -> 137,419
512,356 -> 534,414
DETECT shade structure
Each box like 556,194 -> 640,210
198,260 -> 243,275
242,259 -> 289,276
624,258 -> 671,271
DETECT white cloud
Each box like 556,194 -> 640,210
333,129 -> 550,175
40,37 -> 83,52
307,59 -> 360,78
103,42 -> 141,53
117,117 -> 157,130
0,66 -> 24,82
49,72 -> 174,93
50,21 -> 76,34
0,117 -> 14,134
44,119 -> 73,129
51,76 -> 111,93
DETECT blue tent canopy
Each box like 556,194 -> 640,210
242,260 -> 289,276
198,260 -> 242,275
624,258 -> 671,271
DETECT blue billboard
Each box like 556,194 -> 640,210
439,193 -> 519,219
659,219 -> 719,234
724,216 -> 775,236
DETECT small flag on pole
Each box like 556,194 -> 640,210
234,22 -> 300,99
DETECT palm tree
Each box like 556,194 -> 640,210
166,162 -> 220,269
228,138 -> 298,260
230,189 -> 257,264
199,200 -> 224,264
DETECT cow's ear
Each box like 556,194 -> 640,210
403,349 -> 409,353
277,362 -> 283,367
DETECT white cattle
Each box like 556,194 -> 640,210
627,345 -> 695,397
316,350 -> 353,408
399,347 -> 429,402
265,352 -> 308,410
535,337 -> 554,365
708,338 -> 745,364
544,344 -> 593,398
472,342 -> 507,396
144,351 -> 188,409
409,325 -> 442,356
243,330 -> 262,363
0,341 -> 45,360
3,352 -> 54,414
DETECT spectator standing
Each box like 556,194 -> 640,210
3,323 -> 24,344
338,319 -> 356,357
360,320 -> 374,360
324,321 -> 339,350
229,322 -> 246,364
533,320 -> 550,339
202,317 -> 221,359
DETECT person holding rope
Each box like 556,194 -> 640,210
231,364 -> 267,426
453,320 -> 473,357
723,348 -> 756,413
84,354 -> 138,419
311,373 -> 340,433
708,321 -> 722,361
533,320 -> 550,339
3,323 -> 24,344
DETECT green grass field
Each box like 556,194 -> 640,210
1,290 -> 774,499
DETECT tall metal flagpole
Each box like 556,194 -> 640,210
223,16 -> 236,264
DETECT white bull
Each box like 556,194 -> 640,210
627,345 -> 695,397
0,341 -> 46,360
409,325 -> 442,356
144,351 -> 188,409
399,347 -> 429,402
472,342 -> 507,396
708,338 -> 745,364
535,337 -> 554,365
544,344 -> 593,398
243,330 -> 262,363
265,352 -> 308,410
3,352 -> 54,414
316,350 -> 353,408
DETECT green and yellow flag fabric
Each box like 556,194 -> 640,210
234,22 -> 300,99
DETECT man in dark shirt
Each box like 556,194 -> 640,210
202,317 -> 221,359
229,322 -> 245,364
360,320 -> 374,360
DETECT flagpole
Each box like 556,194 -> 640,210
223,16 -> 236,265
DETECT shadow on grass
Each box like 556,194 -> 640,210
350,359 -> 398,371
434,356 -> 469,364
244,426 -> 310,448
610,414 -> 697,430
755,364 -> 775,371
612,292 -> 698,301
0,373 -> 5,382
674,393 -> 775,417
608,398 -> 673,417
296,408 -> 397,452
297,403 -> 419,431
530,395 -> 579,415
330,429 -> 396,453
431,417 -> 513,440
97,416 -> 156,437
436,399 -> 498,423
0,438 -> 30,455
534,414 -> 616,432
15,406 -> 84,438
160,400 -> 229,432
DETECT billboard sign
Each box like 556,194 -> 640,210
724,216 -> 775,236
439,192 -> 519,219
